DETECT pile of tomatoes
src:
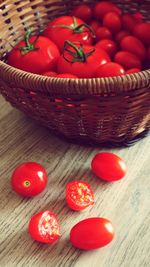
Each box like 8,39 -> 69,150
8,1 -> 150,79
11,152 -> 127,250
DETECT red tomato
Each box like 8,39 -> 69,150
43,16 -> 94,51
91,152 -> 127,182
28,211 -> 60,244
8,30 -> 60,74
42,72 -> 78,78
114,51 -> 142,70
96,26 -> 112,42
125,68 -> 141,74
42,71 -> 57,77
70,4 -> 93,23
122,14 -> 137,33
70,217 -> 115,250
103,12 -> 122,33
11,162 -> 48,197
133,23 -> 150,46
66,180 -> 94,211
90,20 -> 101,32
95,62 -> 125,78
132,12 -> 144,23
57,41 -> 110,78
96,39 -> 117,57
94,1 -> 122,21
120,36 -> 146,61
115,30 -> 130,43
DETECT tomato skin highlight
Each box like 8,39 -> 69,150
96,39 -> 117,57
28,211 -> 60,244
11,162 -> 48,197
70,217 -> 115,250
95,62 -> 125,78
91,152 -> 127,182
66,180 -> 94,211
8,36 -> 60,74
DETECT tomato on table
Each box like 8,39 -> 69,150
8,28 -> 60,74
93,1 -> 121,21
70,217 -> 115,250
66,180 -> 94,211
57,41 -> 110,78
28,211 -> 60,244
114,51 -> 142,70
11,162 -> 48,197
103,12 -> 122,33
96,39 -> 117,57
43,16 -> 95,51
91,152 -> 127,182
95,62 -> 125,78
70,4 -> 93,23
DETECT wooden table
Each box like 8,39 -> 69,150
0,95 -> 150,267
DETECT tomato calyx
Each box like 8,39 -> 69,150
18,28 -> 40,55
63,40 -> 95,63
52,17 -> 95,37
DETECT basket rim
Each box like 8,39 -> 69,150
0,59 -> 150,97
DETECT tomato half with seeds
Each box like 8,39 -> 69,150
57,41 -> 110,78
70,217 -> 115,250
28,211 -> 60,244
91,152 -> 127,182
66,180 -> 94,211
43,16 -> 95,51
11,162 -> 48,197
8,28 -> 60,74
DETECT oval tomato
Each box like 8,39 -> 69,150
95,62 -> 125,78
125,68 -> 141,74
115,30 -> 130,43
96,26 -> 112,42
114,51 -> 142,69
8,29 -> 60,74
70,217 -> 115,250
57,41 -> 110,78
66,180 -> 94,211
93,1 -> 121,21
90,20 -> 101,32
28,211 -> 60,244
96,39 -> 117,57
91,152 -> 127,182
70,4 -> 93,23
103,12 -> 122,33
43,16 -> 94,51
122,14 -> 137,33
133,23 -> 150,46
11,162 -> 48,197
120,36 -> 146,61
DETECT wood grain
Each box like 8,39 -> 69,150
0,95 -> 150,267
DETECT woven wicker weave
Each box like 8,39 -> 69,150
0,0 -> 150,146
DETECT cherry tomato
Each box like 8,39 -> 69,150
70,217 -> 115,250
90,20 -> 101,32
66,180 -> 94,211
43,16 -> 94,51
125,68 -> 141,74
96,39 -> 117,57
70,4 -> 93,23
115,30 -> 130,43
11,162 -> 48,197
96,26 -> 112,42
114,51 -> 142,70
94,1 -> 121,21
57,41 -> 110,78
28,211 -> 60,244
95,62 -> 125,78
132,12 -> 144,23
122,14 -> 137,33
133,23 -> 150,46
42,72 -> 78,78
103,12 -> 122,33
8,29 -> 60,74
91,152 -> 127,182
120,36 -> 146,61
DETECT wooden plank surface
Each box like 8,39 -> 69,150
0,95 -> 150,267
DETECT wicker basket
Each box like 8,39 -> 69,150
0,0 -> 150,146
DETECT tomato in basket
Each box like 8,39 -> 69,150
103,12 -> 122,33
43,16 -> 95,51
11,162 -> 48,197
96,39 -> 117,57
42,72 -> 78,78
120,36 -> 146,61
70,4 -> 93,23
28,211 -> 60,244
93,1 -> 122,21
57,40 -> 110,78
133,23 -> 150,46
114,51 -> 142,70
95,62 -> 125,78
8,28 -> 60,74
66,180 -> 94,211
